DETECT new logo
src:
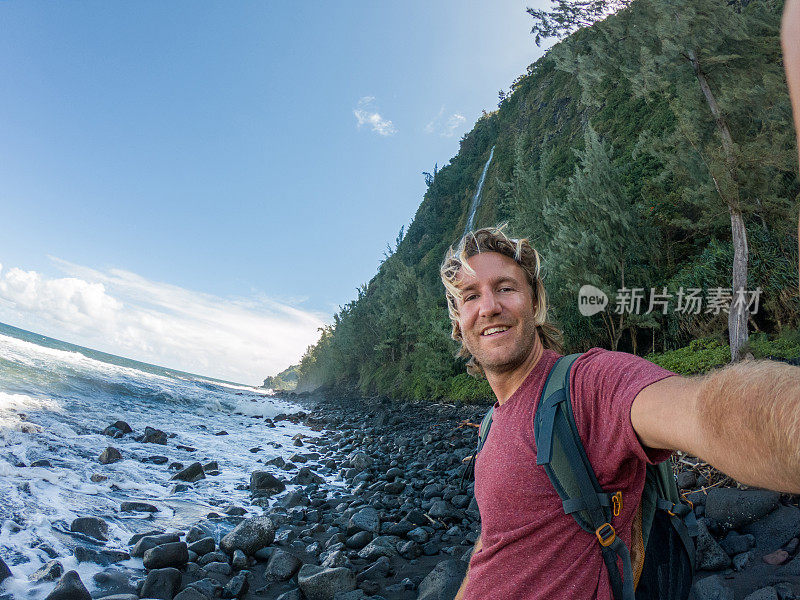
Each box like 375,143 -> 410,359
578,285 -> 608,316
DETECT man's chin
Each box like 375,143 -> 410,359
478,356 -> 526,376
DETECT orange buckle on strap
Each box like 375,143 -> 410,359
596,523 -> 616,547
612,491 -> 623,517
667,503 -> 678,517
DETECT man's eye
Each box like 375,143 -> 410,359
464,294 -> 478,302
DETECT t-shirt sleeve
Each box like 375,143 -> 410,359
570,349 -> 675,466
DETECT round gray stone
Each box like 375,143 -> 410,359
743,505 -> 800,552
706,489 -> 779,530
140,567 -> 181,599
99,447 -> 122,464
220,516 -> 275,555
416,559 -> 468,600
347,507 -> 380,535
691,575 -> 733,600
267,549 -> 302,581
297,565 -> 356,600
70,516 -> 109,541
142,542 -> 189,570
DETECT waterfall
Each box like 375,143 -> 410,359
464,145 -> 496,236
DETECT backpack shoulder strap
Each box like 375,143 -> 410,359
459,404 -> 495,490
476,405 -> 494,453
534,353 -> 635,600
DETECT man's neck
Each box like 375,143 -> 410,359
486,338 -> 544,405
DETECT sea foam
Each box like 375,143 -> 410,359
0,328 -> 319,599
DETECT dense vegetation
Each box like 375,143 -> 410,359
295,0 -> 799,402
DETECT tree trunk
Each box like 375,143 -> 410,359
728,207 -> 749,361
688,48 -> 749,362
601,312 -> 618,351
612,313 -> 624,352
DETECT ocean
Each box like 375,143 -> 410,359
0,322 -> 317,598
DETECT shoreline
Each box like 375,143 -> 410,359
4,392 -> 800,600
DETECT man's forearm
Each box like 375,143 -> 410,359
695,360 -> 800,492
783,0 -> 800,163
782,0 -> 800,283
454,535 -> 481,600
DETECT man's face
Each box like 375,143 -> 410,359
455,252 -> 539,376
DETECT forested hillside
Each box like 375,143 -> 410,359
296,0 -> 799,401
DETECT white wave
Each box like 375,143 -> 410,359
0,332 -> 175,389
0,391 -> 63,414
0,333 -> 250,412
191,376 -> 271,395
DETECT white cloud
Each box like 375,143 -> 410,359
0,259 -> 327,385
444,113 -> 466,137
353,96 -> 397,136
424,106 -> 466,138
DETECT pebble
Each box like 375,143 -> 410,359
28,559 -> 63,583
220,516 -> 276,555
171,461 -> 205,483
70,516 -> 109,541
743,505 -> 800,552
250,470 -> 286,497
142,541 -> 189,570
298,564 -> 357,600
98,446 -> 122,464
744,587 -> 780,600
763,550 -> 790,565
140,567 -> 182,599
120,501 -> 159,513
141,426 -> 168,444
44,571 -> 92,600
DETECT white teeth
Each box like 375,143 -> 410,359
482,326 -> 509,336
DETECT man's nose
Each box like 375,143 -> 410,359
478,292 -> 501,317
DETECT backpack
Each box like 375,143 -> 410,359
467,353 -> 698,600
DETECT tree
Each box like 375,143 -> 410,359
500,135 -> 562,252
545,124 -> 656,350
527,0 -> 634,45
422,163 -> 438,188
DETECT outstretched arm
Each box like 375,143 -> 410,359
782,0 -> 800,281
631,360 -> 800,493
784,0 -> 800,164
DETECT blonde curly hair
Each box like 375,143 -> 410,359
440,224 -> 563,377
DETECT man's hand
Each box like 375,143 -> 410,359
454,535 -> 481,600
631,361 -> 800,493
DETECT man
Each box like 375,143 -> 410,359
440,226 -> 800,600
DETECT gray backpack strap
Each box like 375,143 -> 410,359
534,353 -> 635,600
476,405 -> 494,453
460,405 -> 495,490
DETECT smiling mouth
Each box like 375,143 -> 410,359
481,326 -> 510,336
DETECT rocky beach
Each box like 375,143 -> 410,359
3,390 -> 800,600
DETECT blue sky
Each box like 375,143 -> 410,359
0,1 -> 550,383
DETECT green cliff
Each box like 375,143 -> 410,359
263,364 -> 300,391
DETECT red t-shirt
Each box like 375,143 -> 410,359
465,348 -> 675,600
